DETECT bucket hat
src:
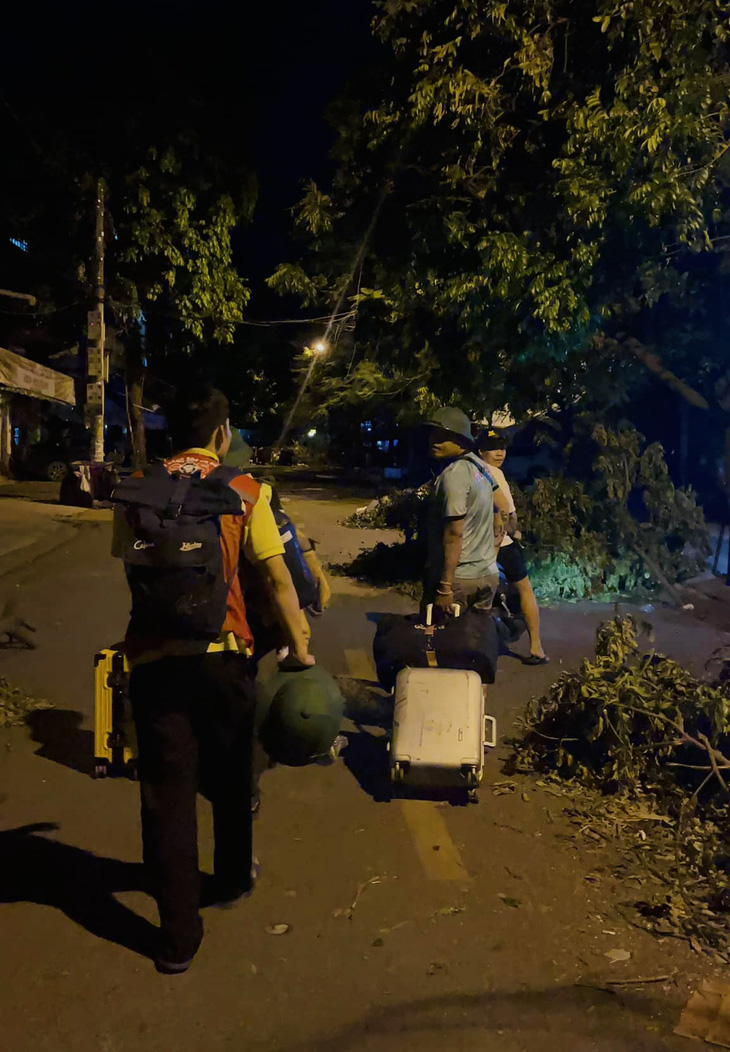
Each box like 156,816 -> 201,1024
424,407 -> 474,447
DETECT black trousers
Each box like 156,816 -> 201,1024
130,652 -> 257,961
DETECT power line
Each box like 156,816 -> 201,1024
136,303 -> 357,328
0,300 -> 82,317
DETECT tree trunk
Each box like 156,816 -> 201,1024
679,397 -> 689,486
125,344 -> 147,470
723,424 -> 730,499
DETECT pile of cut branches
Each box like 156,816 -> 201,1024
513,616 -> 730,957
342,483 -> 431,539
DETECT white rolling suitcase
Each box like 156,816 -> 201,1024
389,666 -> 497,800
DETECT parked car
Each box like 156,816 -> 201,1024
12,434 -> 90,482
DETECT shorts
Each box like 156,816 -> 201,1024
497,542 -> 528,584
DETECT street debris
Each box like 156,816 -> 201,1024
535,780 -> 565,799
512,615 -> 730,958
432,906 -> 466,918
492,780 -> 517,796
334,876 -> 383,921
378,922 -> 408,935
265,924 -> 291,936
0,598 -> 37,650
607,974 -> 670,985
0,677 -> 52,728
498,894 -> 521,909
676,981 -> 730,1046
580,974 -> 671,993
604,948 -> 632,964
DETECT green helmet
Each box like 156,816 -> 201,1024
256,665 -> 344,767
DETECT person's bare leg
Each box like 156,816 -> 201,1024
516,576 -> 546,659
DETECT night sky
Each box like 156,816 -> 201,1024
2,0 -> 376,307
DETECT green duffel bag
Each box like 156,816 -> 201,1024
256,664 -> 345,767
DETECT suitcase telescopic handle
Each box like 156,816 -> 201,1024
425,602 -> 461,626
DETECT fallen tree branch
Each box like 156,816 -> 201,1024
620,337 -> 710,410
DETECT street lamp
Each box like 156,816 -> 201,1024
276,339 -> 330,450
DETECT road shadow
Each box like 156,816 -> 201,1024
342,729 -> 471,808
279,984 -> 682,1052
26,708 -> 95,777
342,729 -> 393,803
0,823 -> 156,959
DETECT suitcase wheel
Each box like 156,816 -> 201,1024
468,788 -> 479,804
93,761 -> 109,779
463,768 -> 479,789
392,761 -> 407,784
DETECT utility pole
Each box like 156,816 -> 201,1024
86,179 -> 106,462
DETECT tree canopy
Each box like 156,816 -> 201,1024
0,28 -> 258,459
270,0 -> 730,420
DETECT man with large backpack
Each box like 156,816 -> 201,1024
112,386 -> 313,975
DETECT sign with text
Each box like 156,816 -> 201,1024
0,346 -> 76,406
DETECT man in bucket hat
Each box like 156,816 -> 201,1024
423,407 -> 510,616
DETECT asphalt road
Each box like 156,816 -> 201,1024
0,521 -> 718,1051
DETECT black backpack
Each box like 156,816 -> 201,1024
112,463 -> 251,640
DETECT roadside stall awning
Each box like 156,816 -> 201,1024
0,345 -> 75,406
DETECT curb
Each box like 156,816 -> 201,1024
0,522 -> 80,581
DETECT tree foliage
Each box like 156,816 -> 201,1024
111,148 -> 250,345
338,422 -> 710,598
271,0 -> 730,417
1,31 -> 257,460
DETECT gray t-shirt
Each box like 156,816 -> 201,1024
427,454 -> 498,580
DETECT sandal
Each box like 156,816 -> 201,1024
522,654 -> 550,666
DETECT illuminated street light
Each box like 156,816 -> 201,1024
312,340 -> 328,355
307,428 -> 317,438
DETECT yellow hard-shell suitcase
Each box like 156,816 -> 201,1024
93,648 -> 137,778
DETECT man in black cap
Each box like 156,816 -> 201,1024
424,407 -> 510,615
478,428 -> 548,665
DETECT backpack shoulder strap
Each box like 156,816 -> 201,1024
211,466 -> 260,508
463,453 -> 495,486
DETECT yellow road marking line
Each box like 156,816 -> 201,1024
399,800 -> 470,881
344,647 -> 378,682
344,647 -> 470,882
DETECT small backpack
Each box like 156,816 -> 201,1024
112,462 -> 253,640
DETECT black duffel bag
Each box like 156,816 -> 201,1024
373,605 -> 498,691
